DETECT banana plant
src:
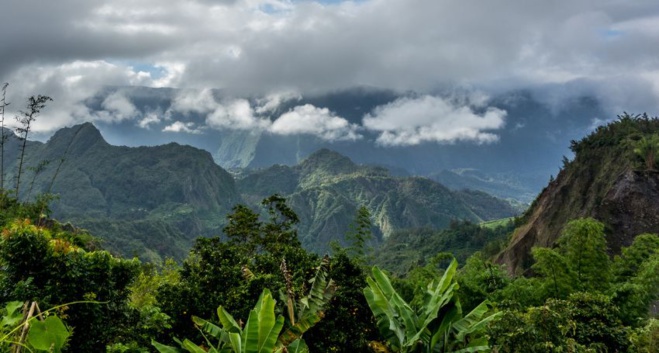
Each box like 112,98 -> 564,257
153,257 -> 335,353
276,255 -> 336,349
153,289 -> 284,353
363,259 -> 500,353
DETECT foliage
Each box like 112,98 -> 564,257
628,319 -> 659,353
374,221 -> 515,276
157,196 -> 320,344
304,253 -> 380,353
0,218 -> 140,351
364,259 -> 499,352
0,301 -> 72,353
489,292 -> 630,352
153,288 -> 288,353
558,218 -> 610,292
154,274 -> 334,353
633,134 -> 659,170
344,205 -> 374,267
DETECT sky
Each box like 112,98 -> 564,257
1,0 -> 659,145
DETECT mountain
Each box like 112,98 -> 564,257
497,114 -> 659,273
237,149 -> 519,252
81,86 -> 607,202
3,123 -> 519,260
12,123 -> 241,262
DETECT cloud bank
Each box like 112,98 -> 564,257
0,0 -> 657,137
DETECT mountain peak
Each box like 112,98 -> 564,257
46,122 -> 108,155
298,149 -> 358,176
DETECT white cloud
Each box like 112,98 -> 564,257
162,121 -> 202,134
138,112 -> 161,129
362,95 -> 506,146
269,104 -> 360,141
95,90 -> 139,122
255,90 -> 301,114
2,61 -> 156,133
206,99 -> 270,130
169,88 -> 218,115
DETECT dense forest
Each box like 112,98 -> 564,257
0,93 -> 656,353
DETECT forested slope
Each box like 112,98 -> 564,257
238,149 -> 518,251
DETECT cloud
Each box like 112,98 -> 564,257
162,121 -> 203,134
269,104 -> 360,141
138,112 -> 161,129
94,90 -> 139,122
362,95 -> 506,146
2,61 -> 156,133
255,91 -> 301,114
1,0 -> 658,136
206,99 -> 270,130
168,88 -> 219,115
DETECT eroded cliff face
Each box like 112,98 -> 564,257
497,115 -> 659,274
597,170 -> 659,253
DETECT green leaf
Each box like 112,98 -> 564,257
152,339 -> 184,353
243,289 -> 285,353
193,315 -> 225,340
286,339 -> 310,353
27,316 -> 70,353
181,339 -> 210,353
217,306 -> 242,333
1,301 -> 24,327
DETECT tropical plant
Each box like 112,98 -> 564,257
276,255 -> 336,348
152,288 -> 308,353
0,300 -> 72,353
363,259 -> 500,352
153,255 -> 335,353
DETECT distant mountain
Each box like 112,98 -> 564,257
237,149 -> 519,252
497,115 -> 659,274
82,86 -> 607,202
5,123 -> 519,261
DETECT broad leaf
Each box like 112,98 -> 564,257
27,316 -> 70,353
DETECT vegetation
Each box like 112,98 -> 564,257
0,103 -> 655,352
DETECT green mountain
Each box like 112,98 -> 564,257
3,124 -> 518,260
237,149 -> 519,252
497,114 -> 659,273
10,123 -> 241,262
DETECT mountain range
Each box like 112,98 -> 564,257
6,123 -> 517,260
67,86 -> 609,203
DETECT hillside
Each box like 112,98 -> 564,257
497,114 -> 659,273
10,123 -> 242,261
238,149 -> 519,252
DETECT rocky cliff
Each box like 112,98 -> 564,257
497,114 -> 659,273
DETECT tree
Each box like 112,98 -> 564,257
633,134 -> 659,170
1,83 -> 9,190
0,218 -> 140,351
14,95 -> 52,200
346,205 -> 374,266
558,218 -> 611,292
